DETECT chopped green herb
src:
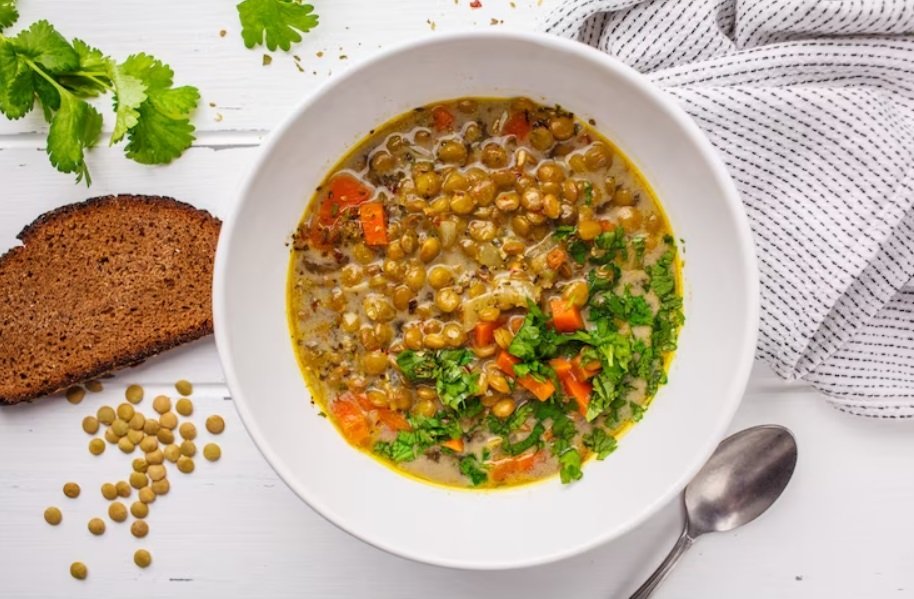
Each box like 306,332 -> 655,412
558,449 -> 583,483
395,349 -> 479,410
459,454 -> 488,486
583,427 -> 617,459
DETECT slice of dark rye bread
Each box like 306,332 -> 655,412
0,195 -> 221,405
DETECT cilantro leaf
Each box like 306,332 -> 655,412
109,61 -> 147,143
458,454 -> 488,486
649,245 -> 678,299
501,422 -> 544,456
0,40 -> 34,119
237,0 -> 319,52
583,428 -> 617,460
61,40 -> 110,97
119,53 -> 199,164
552,225 -> 576,240
558,449 -> 583,483
0,0 -> 18,31
373,413 -> 462,463
594,289 -> 654,326
12,20 -> 78,73
46,93 -> 102,184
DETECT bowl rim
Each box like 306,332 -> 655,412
213,29 -> 760,570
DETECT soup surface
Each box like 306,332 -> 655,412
288,97 -> 683,488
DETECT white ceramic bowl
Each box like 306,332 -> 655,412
214,31 -> 759,570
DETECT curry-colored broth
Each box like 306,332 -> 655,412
288,97 -> 682,489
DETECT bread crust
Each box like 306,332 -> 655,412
0,195 -> 221,405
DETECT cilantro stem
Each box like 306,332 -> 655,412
22,57 -> 70,97
70,71 -> 113,91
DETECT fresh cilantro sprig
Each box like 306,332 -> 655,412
237,0 -> 319,52
0,12 -> 199,184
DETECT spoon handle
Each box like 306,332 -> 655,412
629,527 -> 695,599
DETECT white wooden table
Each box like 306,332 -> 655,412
2,2 -> 914,597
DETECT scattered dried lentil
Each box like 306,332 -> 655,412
81,416 -> 99,435
87,518 -> 105,535
44,507 -> 62,525
178,422 -> 197,440
108,501 -> 127,522
131,520 -> 149,538
66,386 -> 85,404
130,501 -> 148,519
125,384 -> 144,404
205,415 -> 225,434
101,483 -> 117,500
134,549 -> 152,568
152,395 -> 171,414
175,380 -> 193,396
70,562 -> 87,580
175,397 -> 193,417
203,443 -> 221,462
63,482 -> 80,498
88,438 -> 105,455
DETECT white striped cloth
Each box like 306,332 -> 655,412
542,0 -> 914,417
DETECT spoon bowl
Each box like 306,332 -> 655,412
686,425 -> 798,535
631,425 -> 798,598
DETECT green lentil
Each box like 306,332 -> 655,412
44,506 -> 62,525
139,436 -> 158,453
81,416 -> 99,435
152,395 -> 171,414
203,443 -> 221,462
127,429 -> 144,444
138,487 -> 156,504
146,449 -> 165,465
63,482 -> 80,498
205,415 -> 225,434
85,380 -> 103,393
116,403 -> 135,421
131,520 -> 149,538
111,419 -> 129,437
175,379 -> 193,396
129,472 -> 148,489
96,406 -> 116,425
150,479 -> 170,495
129,413 -> 146,431
143,418 -> 160,436
132,458 -> 148,473
178,422 -> 197,440
70,561 -> 88,580
175,397 -> 193,417
134,549 -> 152,568
157,428 -> 175,445
118,437 -> 135,454
180,440 -> 196,457
108,501 -> 127,522
88,517 -> 105,535
125,384 -> 144,404
88,438 -> 106,455
177,456 -> 195,474
115,481 -> 131,498
65,386 -> 85,404
159,412 -> 178,429
101,483 -> 118,500
130,501 -> 148,519
147,465 -> 167,482
163,444 -> 180,463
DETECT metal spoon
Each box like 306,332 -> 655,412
630,425 -> 798,598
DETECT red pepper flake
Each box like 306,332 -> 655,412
470,0 -> 482,7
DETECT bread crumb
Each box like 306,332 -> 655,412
262,54 -> 272,66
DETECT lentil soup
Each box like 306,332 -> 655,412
288,97 -> 683,489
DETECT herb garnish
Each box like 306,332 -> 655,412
396,349 -> 479,410
237,0 -> 319,52
0,8 -> 199,184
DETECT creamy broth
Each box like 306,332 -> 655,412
288,97 -> 683,488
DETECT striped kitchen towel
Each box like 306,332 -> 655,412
542,0 -> 914,417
